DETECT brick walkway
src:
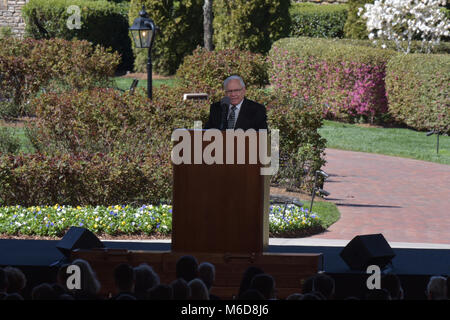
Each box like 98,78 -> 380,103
309,149 -> 450,245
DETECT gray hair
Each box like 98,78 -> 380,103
198,262 -> 215,290
134,263 -> 160,292
188,278 -> 210,300
223,75 -> 245,89
426,276 -> 448,300
72,259 -> 101,295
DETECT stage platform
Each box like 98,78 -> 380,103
0,238 -> 448,300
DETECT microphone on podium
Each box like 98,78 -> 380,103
220,96 -> 230,130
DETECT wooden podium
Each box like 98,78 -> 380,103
171,129 -> 270,254
69,129 -> 323,299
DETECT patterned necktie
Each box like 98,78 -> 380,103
227,105 -> 236,129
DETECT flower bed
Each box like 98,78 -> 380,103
269,204 -> 324,237
0,204 -> 322,238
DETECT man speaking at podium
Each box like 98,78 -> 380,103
204,75 -> 268,131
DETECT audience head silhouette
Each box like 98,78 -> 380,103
238,289 -> 264,300
71,259 -> 101,299
249,273 -> 276,300
188,278 -> 209,300
365,288 -> 391,300
426,276 -> 448,300
3,266 -> 26,294
176,255 -> 199,282
381,273 -> 403,300
133,263 -> 159,299
170,278 -> 191,300
147,284 -> 173,300
31,283 -> 58,300
198,262 -> 215,291
0,268 -> 8,297
302,274 -> 335,300
238,266 -> 264,298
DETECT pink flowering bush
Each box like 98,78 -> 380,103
268,37 -> 396,123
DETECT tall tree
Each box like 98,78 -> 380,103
203,0 -> 213,51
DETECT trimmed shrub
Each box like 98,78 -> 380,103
290,2 -> 348,39
176,47 -> 269,97
269,37 -> 396,123
0,151 -> 172,206
332,37 -> 450,55
22,0 -> 133,71
267,95 -> 327,192
2,85 -> 213,206
213,0 -> 291,54
386,53 -> 450,134
0,54 -> 47,113
128,0 -> 204,75
27,86 -> 210,155
0,37 -> 120,118
10,80 -> 326,204
343,0 -> 374,39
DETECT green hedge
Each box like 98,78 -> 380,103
176,47 -> 269,97
129,0 -> 204,75
1,86 -> 211,206
343,0 -> 373,39
0,79 -> 327,205
21,0 -> 133,71
269,37 -> 396,122
386,54 -> 450,134
0,151 -> 172,207
213,0 -> 291,54
290,2 -> 348,38
0,37 -> 119,118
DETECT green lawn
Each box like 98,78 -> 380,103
301,199 -> 340,230
0,126 -> 35,154
113,77 -> 178,91
319,120 -> 450,165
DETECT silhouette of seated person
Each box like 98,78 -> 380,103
3,266 -> 27,297
237,289 -> 265,300
32,283 -> 59,300
198,262 -> 220,300
0,268 -> 8,300
237,266 -> 264,299
300,292 -> 325,300
3,292 -> 24,300
147,284 -> 173,300
365,288 -> 391,300
426,276 -> 448,300
286,293 -> 303,300
68,259 -> 102,300
176,255 -> 199,283
133,263 -> 160,300
301,273 -> 335,300
170,278 -> 190,300
111,263 -> 135,300
249,273 -> 276,300
188,278 -> 209,300
381,273 -> 404,300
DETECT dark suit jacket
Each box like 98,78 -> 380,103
204,98 -> 268,130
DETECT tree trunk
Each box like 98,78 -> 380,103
203,0 -> 213,51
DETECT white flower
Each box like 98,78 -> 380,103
360,0 -> 449,53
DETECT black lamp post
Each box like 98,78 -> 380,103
129,6 -> 157,99
309,170 -> 330,214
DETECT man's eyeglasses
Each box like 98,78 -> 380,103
225,88 -> 243,94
